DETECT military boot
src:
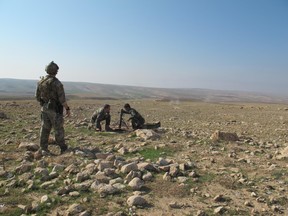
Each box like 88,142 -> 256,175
60,145 -> 68,154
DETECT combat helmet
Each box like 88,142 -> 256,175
45,61 -> 59,74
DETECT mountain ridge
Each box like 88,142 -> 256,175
0,78 -> 287,103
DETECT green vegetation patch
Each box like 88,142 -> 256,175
271,169 -> 288,180
135,147 -> 175,161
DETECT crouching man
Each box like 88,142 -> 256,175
91,104 -> 112,131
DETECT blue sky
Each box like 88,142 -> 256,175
1,0 -> 287,94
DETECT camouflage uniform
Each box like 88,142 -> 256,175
36,74 -> 68,152
91,107 -> 111,131
122,107 -> 145,129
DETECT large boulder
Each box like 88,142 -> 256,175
121,162 -> 138,174
127,195 -> 148,207
135,129 -> 161,141
210,130 -> 239,142
128,177 -> 144,190
276,146 -> 288,159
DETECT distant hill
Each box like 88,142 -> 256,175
0,78 -> 287,103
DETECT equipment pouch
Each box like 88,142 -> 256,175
47,100 -> 57,111
56,102 -> 64,115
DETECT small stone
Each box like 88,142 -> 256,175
142,172 -> 153,181
214,206 -> 225,214
135,129 -> 160,140
163,172 -> 171,181
15,163 -> 32,174
157,158 -> 172,166
40,195 -> 50,203
121,162 -> 138,174
177,176 -> 188,183
69,191 -> 80,197
52,164 -> 66,172
128,177 -> 144,190
18,142 -> 39,151
196,210 -> 207,216
97,184 -> 119,197
244,201 -> 253,207
189,171 -> 199,178
67,203 -> 84,215
79,210 -> 91,216
169,201 -> 182,209
118,147 -> 128,155
98,161 -> 114,171
213,194 -> 226,202
169,164 -> 179,177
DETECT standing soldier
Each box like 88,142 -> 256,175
91,104 -> 112,131
36,61 -> 70,155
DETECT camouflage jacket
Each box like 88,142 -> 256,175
91,107 -> 110,124
122,108 -> 145,122
35,75 -> 66,105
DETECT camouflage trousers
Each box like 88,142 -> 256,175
95,115 -> 111,130
40,107 -> 67,151
131,117 -> 145,130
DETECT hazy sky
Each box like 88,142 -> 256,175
1,0 -> 287,94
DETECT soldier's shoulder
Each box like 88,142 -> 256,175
98,107 -> 104,112
37,75 -> 47,84
53,77 -> 63,86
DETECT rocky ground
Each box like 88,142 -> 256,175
1,99 -> 288,216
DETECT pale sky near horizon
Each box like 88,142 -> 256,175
1,0 -> 287,94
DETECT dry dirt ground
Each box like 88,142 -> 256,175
1,99 -> 288,215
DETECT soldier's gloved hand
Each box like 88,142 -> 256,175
65,109 -> 71,117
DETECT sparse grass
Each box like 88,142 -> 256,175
0,208 -> 23,216
129,146 -> 175,161
225,209 -> 249,215
147,177 -> 191,198
271,169 -> 288,180
217,176 -> 238,190
198,172 -> 216,184
2,99 -> 288,215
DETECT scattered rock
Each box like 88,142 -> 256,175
127,195 -> 148,207
163,172 -> 171,181
40,195 -> 50,203
210,130 -> 239,141
15,163 -> 33,174
142,172 -> 153,181
95,184 -> 119,197
214,206 -> 225,214
128,177 -> 144,190
18,142 -> 39,151
137,162 -> 158,172
135,129 -> 160,140
169,201 -> 183,209
244,201 -> 253,207
196,210 -> 207,216
66,203 -> 84,216
121,162 -> 138,174
157,158 -> 173,166
276,146 -> 288,159
169,164 -> 179,177
213,194 -> 226,202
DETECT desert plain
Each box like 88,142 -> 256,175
1,99 -> 288,215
